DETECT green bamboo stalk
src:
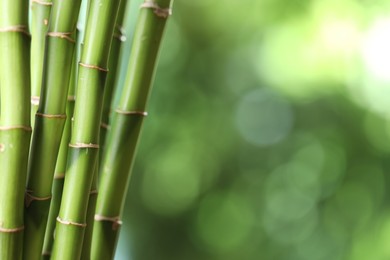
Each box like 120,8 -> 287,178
23,0 -> 82,258
79,4 -> 129,258
0,1 -> 31,259
30,0 -> 51,127
100,0 -> 128,156
91,1 -> 173,258
80,173 -> 98,259
41,34 -> 78,259
51,0 -> 122,258
110,0 -> 141,112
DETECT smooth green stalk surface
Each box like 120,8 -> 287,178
110,0 -> 140,111
51,0 -> 121,258
80,174 -> 98,259
30,0 -> 51,127
0,1 -> 31,259
23,0 -> 82,258
100,0 -> 128,156
91,1 -> 173,258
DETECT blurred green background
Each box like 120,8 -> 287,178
114,0 -> 390,259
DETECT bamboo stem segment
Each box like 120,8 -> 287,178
0,0 -> 31,258
91,0 -> 173,258
42,19 -> 82,259
30,0 -> 51,127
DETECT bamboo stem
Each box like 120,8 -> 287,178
80,5 -> 128,258
0,1 -> 31,259
99,0 -> 128,157
80,176 -> 98,259
91,1 -> 173,258
51,0 -> 122,258
23,0 -> 83,258
30,0 -> 51,127
41,37 -> 78,259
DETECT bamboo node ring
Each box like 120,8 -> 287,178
47,32 -> 75,43
114,24 -> 126,41
56,217 -> 87,227
69,143 -> 100,149
113,33 -> 127,42
36,112 -> 67,119
0,125 -> 32,131
140,1 -> 172,18
94,215 -> 122,230
90,190 -> 98,195
0,25 -> 30,36
25,191 -> 51,207
115,109 -> 148,116
32,0 -> 52,6
31,96 -> 40,105
100,122 -> 110,129
54,173 -> 65,179
79,62 -> 109,72
0,225 -> 25,233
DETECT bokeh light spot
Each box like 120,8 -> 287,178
263,208 -> 318,245
235,88 -> 294,146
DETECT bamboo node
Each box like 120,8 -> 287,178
54,173 -> 65,179
56,217 -> 87,227
68,95 -> 76,101
79,62 -> 109,72
114,24 -> 127,42
113,33 -> 127,42
0,125 -> 32,131
32,0 -> 53,6
36,112 -> 67,119
115,109 -> 148,116
90,190 -> 98,195
94,215 -> 122,230
69,143 -> 100,149
0,25 -> 30,36
47,32 -> 75,43
25,191 -> 51,207
31,96 -> 40,105
140,1 -> 172,18
0,225 -> 24,233
100,122 -> 110,129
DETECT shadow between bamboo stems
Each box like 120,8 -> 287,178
23,0 -> 82,258
0,1 -> 31,259
30,0 -> 51,127
51,0 -> 122,258
91,0 -> 173,258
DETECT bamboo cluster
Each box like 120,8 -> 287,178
0,0 -> 173,258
